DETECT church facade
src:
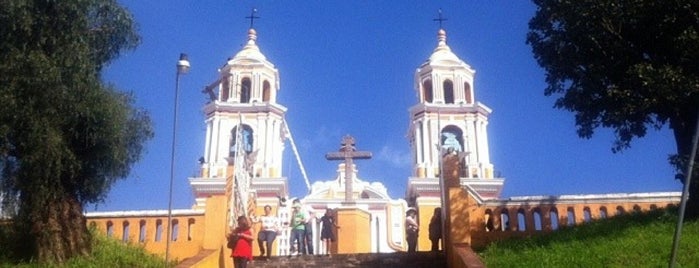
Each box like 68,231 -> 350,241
83,15 -> 680,266
185,22 -> 504,255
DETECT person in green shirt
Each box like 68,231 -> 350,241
289,200 -> 306,255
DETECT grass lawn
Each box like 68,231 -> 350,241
480,208 -> 699,267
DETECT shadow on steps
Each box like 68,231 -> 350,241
249,251 -> 447,268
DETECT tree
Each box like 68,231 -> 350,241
0,0 -> 152,263
527,0 -> 699,217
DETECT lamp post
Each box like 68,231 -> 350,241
166,53 -> 189,265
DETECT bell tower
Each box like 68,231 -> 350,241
189,25 -> 288,211
406,26 -> 504,207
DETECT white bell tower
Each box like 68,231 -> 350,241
189,26 -> 288,209
407,27 -> 504,204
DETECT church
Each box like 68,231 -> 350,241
182,10 -> 505,255
84,9 -> 679,266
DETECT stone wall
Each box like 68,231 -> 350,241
439,154 -> 681,267
86,209 -> 206,262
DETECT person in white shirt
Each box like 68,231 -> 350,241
251,205 -> 279,258
405,207 -> 419,253
303,203 -> 315,255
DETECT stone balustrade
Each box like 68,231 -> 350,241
466,192 -> 681,250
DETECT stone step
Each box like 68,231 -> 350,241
249,251 -> 446,268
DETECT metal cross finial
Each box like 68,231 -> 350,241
433,9 -> 448,29
246,8 -> 260,28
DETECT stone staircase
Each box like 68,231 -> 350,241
248,251 -> 446,268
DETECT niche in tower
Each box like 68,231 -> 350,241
443,79 -> 454,104
440,125 -> 463,152
262,80 -> 271,102
230,124 -> 254,157
240,78 -> 251,103
422,79 -> 433,103
464,82 -> 472,104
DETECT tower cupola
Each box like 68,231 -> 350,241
214,27 -> 280,105
415,29 -> 476,105
407,23 -> 503,202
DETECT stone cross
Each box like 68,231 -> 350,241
325,135 -> 372,203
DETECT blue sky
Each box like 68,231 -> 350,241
93,1 -> 681,212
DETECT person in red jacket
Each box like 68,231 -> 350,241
228,216 -> 254,268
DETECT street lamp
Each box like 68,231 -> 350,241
166,53 -> 189,265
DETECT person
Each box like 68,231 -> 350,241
251,205 -> 279,258
289,201 -> 306,256
303,203 -> 315,255
428,207 -> 442,252
228,216 -> 254,268
405,207 -> 419,253
318,208 -> 340,256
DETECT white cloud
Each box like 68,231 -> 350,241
377,145 -> 411,168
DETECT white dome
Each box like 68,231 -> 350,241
427,29 -> 465,65
231,28 -> 267,62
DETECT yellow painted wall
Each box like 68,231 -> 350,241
415,204 -> 438,252
202,195 -> 228,250
336,208 -> 371,254
87,214 -> 205,262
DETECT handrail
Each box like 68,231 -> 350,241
282,119 -> 311,193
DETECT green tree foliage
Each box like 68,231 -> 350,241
527,0 -> 699,217
0,0 -> 152,263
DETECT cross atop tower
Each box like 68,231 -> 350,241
433,9 -> 448,29
325,135 -> 372,203
245,8 -> 260,29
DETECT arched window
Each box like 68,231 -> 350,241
633,205 -> 642,213
441,126 -> 464,152
221,77 -> 230,101
464,82 -> 472,104
188,218 -> 196,241
240,78 -> 251,103
106,221 -> 114,237
262,80 -> 271,102
500,209 -> 510,231
583,207 -> 592,223
517,208 -> 526,231
155,219 -> 163,242
230,125 -> 254,156
139,220 -> 147,242
567,207 -> 576,225
423,79 -> 433,103
171,219 -> 179,241
616,206 -> 625,216
485,209 -> 495,232
599,207 -> 608,219
533,208 -> 543,231
122,221 -> 130,242
443,80 -> 454,104
549,207 -> 559,230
